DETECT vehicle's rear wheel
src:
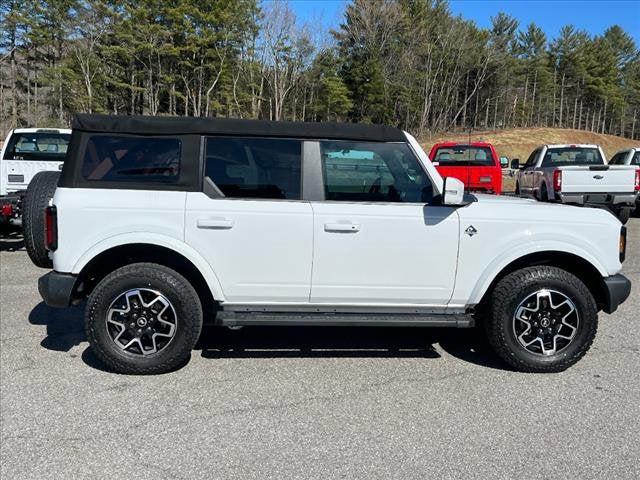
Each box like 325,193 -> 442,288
615,207 -> 631,224
485,266 -> 597,373
540,183 -> 549,202
86,263 -> 203,374
23,171 -> 60,268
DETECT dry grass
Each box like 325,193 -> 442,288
421,127 -> 639,163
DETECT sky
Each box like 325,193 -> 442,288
287,0 -> 640,44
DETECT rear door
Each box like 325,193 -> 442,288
1,130 -> 70,194
310,140 -> 459,306
185,136 -> 313,304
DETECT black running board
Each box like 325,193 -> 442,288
216,312 -> 474,328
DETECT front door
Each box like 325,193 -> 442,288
185,136 -> 312,304
310,140 -> 459,306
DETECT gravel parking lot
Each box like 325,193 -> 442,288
1,219 -> 639,480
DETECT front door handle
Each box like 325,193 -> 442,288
197,218 -> 234,230
324,223 -> 360,233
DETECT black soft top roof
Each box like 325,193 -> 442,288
72,114 -> 406,142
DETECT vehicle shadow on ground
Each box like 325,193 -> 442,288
0,225 -> 25,251
198,325 -> 512,371
29,301 -> 85,352
29,302 -> 511,372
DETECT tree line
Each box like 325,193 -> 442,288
1,0 -> 639,139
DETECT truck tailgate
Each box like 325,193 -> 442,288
559,166 -> 636,193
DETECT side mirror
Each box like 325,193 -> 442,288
510,158 -> 520,169
442,177 -> 466,206
500,157 -> 509,168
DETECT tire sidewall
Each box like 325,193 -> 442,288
495,274 -> 596,368
86,266 -> 201,373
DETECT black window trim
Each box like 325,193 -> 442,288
201,134 -> 306,202
62,132 -> 201,191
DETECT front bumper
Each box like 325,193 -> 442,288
38,271 -> 78,308
602,274 -> 632,314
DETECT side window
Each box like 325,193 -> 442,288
320,141 -> 435,203
205,137 -> 302,200
608,152 -> 625,165
632,152 -> 640,165
524,149 -> 539,168
82,135 -> 181,183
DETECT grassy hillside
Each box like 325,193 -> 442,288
422,127 -> 639,163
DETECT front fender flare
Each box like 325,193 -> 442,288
466,241 -> 608,306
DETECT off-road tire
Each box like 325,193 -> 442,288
616,207 -> 631,225
540,183 -> 549,202
23,171 -> 60,268
86,263 -> 203,374
485,266 -> 598,373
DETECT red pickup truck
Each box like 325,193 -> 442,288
428,142 -> 503,194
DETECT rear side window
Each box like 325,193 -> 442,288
3,132 -> 70,160
633,152 -> 640,165
320,141 -> 434,203
205,137 -> 302,200
608,152 -> 627,165
433,146 -> 494,166
81,135 -> 181,183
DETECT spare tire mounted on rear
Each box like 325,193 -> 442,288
23,171 -> 60,268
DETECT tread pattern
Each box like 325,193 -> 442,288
485,266 -> 598,373
85,263 -> 203,374
23,171 -> 60,268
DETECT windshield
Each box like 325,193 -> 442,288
541,147 -> 603,167
3,131 -> 71,161
433,146 -> 494,166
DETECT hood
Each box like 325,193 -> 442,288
471,193 -> 538,205
465,193 -> 621,227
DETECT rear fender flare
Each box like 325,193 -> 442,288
71,232 -> 226,302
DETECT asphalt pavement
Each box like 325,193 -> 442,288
1,219 -> 639,479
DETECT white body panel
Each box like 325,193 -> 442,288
53,187 -> 186,271
0,128 -> 71,195
451,194 -> 622,307
310,202 -> 459,305
184,194 -> 313,303
558,165 -> 637,194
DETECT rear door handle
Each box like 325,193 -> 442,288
197,218 -> 234,230
324,222 -> 360,233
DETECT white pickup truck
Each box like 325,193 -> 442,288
609,147 -> 640,215
514,144 -> 639,223
0,128 -> 71,224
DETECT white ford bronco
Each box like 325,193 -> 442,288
29,115 -> 631,374
514,144 -> 640,224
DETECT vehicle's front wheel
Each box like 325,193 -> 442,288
86,263 -> 203,374
485,266 -> 597,373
